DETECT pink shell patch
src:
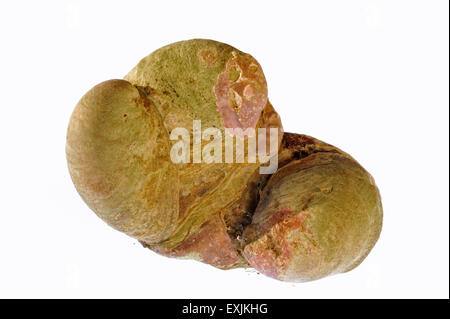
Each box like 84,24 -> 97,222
243,209 -> 309,279
213,51 -> 268,135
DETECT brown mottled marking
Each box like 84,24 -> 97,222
198,49 -> 217,66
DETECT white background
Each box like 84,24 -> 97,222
0,0 -> 448,298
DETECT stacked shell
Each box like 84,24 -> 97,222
66,39 -> 382,282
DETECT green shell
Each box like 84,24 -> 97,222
66,80 -> 178,244
243,150 -> 383,282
